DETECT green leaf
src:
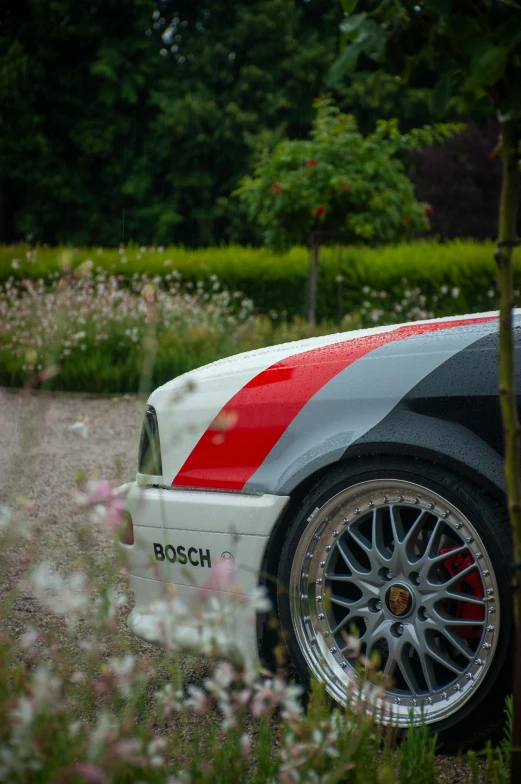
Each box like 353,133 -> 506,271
430,73 -> 451,117
339,13 -> 367,37
341,0 -> 359,12
356,20 -> 386,62
470,46 -> 507,87
327,42 -> 363,84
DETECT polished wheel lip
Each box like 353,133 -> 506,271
289,479 -> 499,727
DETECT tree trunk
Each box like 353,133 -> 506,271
337,244 -> 344,327
308,235 -> 320,324
496,118 -> 521,783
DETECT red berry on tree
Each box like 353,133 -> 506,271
315,205 -> 326,217
305,159 -> 318,167
424,205 -> 433,216
272,182 -> 281,195
339,182 -> 351,192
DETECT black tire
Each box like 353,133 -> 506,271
277,457 -> 513,749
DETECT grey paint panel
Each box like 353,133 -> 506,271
244,322 -> 497,495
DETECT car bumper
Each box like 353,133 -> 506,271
120,482 -> 290,663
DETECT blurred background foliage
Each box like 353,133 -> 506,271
0,0 -> 508,248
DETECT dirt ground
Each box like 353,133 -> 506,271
0,388 -> 498,782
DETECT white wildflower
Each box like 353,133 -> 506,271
30,564 -> 90,626
88,710 -> 119,762
0,505 -> 13,531
68,420 -> 89,439
108,654 -> 137,698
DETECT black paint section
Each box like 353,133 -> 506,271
349,327 -> 521,495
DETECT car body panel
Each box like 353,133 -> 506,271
124,310 -> 520,660
146,313 -> 504,494
245,322 -> 500,494
124,482 -> 288,590
123,484 -> 288,663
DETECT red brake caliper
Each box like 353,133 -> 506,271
439,547 -> 484,640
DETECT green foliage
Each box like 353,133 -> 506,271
397,715 -> 438,784
0,1 -> 496,247
0,0 -> 356,247
1,240 -> 518,393
334,1 -> 521,120
1,241 -> 518,323
235,99 -> 458,251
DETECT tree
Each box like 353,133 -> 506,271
409,122 -> 506,241
152,0 -> 351,246
0,0 -> 472,247
334,0 -> 521,773
0,0 -> 351,246
0,0 -> 165,245
236,98 -> 456,321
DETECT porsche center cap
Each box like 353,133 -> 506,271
386,584 -> 413,617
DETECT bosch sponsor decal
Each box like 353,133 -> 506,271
153,543 -> 212,567
171,316 -> 497,492
153,544 -> 237,570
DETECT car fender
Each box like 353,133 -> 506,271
346,408 -> 505,496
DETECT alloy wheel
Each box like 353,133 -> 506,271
289,479 -> 499,726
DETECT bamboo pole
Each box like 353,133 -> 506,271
495,118 -> 521,783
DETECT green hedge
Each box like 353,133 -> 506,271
2,241 -> 520,320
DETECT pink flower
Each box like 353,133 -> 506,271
196,556 -> 238,596
186,685 -> 208,714
76,480 -> 127,527
70,764 -> 107,783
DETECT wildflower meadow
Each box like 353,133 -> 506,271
0,246 -> 508,393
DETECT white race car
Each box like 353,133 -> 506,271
121,312 -> 516,745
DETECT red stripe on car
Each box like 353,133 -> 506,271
172,317 -> 497,490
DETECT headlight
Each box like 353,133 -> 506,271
138,406 -> 162,477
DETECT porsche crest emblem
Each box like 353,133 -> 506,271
388,586 -> 411,616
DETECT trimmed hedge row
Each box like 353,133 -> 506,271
2,241 -> 520,320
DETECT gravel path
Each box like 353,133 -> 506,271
0,388 -> 493,782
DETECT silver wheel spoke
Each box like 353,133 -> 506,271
427,544 -> 468,567
439,628 -> 476,660
443,591 -> 485,607
424,644 -> 464,675
443,617 -> 486,627
418,651 -> 437,693
441,562 -> 479,590
399,654 -> 421,697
